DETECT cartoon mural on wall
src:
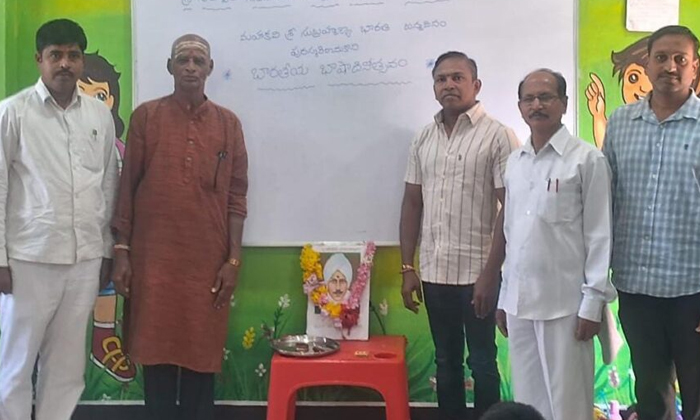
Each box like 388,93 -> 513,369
77,52 -> 135,383
584,35 -> 700,150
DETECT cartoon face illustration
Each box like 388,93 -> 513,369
621,63 -> 653,103
78,78 -> 114,109
612,36 -> 652,104
77,52 -> 125,139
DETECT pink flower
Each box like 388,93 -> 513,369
303,275 -> 320,294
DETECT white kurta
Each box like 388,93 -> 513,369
500,126 -> 617,420
0,80 -> 117,420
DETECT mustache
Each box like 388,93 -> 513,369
56,70 -> 73,77
529,111 -> 548,118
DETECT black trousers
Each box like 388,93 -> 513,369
618,291 -> 700,420
423,282 -> 500,420
142,364 -> 215,420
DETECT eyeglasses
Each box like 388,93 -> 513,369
519,93 -> 560,106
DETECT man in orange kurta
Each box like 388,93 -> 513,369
111,34 -> 248,420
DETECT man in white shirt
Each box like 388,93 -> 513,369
497,69 -> 617,420
0,19 -> 118,420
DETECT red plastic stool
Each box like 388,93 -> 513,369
266,335 -> 410,420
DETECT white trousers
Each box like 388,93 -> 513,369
507,313 -> 594,420
0,258 -> 101,420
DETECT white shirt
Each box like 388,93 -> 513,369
499,126 -> 616,321
0,79 -> 118,266
405,102 -> 519,285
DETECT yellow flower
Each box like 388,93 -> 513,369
310,285 -> 327,305
301,244 -> 323,281
242,327 -> 256,350
325,302 -> 342,318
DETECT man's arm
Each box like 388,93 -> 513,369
110,107 -> 148,297
212,115 -> 248,309
212,214 -> 245,309
601,113 -> 618,207
473,187 -> 505,318
400,182 -> 423,313
101,110 -> 119,259
0,101 -> 18,294
576,151 -> 617,341
474,128 -> 518,318
99,110 -> 119,290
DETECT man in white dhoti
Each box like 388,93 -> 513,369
497,69 -> 617,420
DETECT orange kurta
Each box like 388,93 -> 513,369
112,95 -> 248,372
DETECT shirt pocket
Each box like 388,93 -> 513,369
79,129 -> 105,173
200,150 -> 231,193
537,176 -> 581,224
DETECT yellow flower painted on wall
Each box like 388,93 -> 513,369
242,327 -> 256,350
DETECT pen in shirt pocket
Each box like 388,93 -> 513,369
92,129 -> 97,141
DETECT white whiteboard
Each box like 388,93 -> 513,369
132,0 -> 576,245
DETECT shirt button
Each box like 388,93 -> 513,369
647,205 -> 652,210
651,174 -> 657,179
187,140 -> 194,145
644,235 -> 650,240
186,157 -> 192,162
656,143 -> 661,147
526,210 -> 531,215
641,266 -> 647,271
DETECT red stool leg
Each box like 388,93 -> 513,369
267,363 -> 298,420
286,388 -> 297,420
375,364 -> 411,420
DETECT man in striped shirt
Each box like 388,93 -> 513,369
603,25 -> 700,420
400,51 -> 519,419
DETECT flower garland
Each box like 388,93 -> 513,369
301,242 -> 376,332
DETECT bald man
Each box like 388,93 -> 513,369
111,34 -> 248,420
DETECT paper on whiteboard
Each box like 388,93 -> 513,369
626,0 -> 679,32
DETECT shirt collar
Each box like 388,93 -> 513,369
433,101 -> 485,126
34,78 -> 81,107
633,90 -> 700,122
171,93 -> 211,116
520,125 -> 570,158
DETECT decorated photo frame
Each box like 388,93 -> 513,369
301,241 -> 375,340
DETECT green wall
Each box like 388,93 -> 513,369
0,2 -> 5,99
1,1 -> 132,126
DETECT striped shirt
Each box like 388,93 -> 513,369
405,102 -> 519,285
603,92 -> 700,297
